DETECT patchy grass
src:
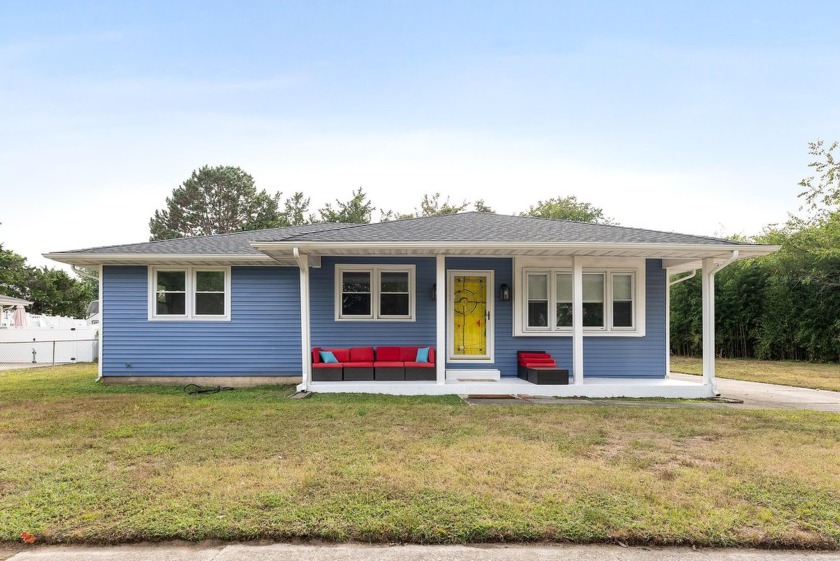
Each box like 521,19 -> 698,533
1,364 -> 839,548
671,356 -> 840,393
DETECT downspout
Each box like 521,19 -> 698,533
71,265 -> 99,282
711,250 -> 739,275
96,265 -> 102,380
669,269 -> 697,287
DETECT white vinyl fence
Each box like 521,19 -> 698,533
0,327 -> 98,366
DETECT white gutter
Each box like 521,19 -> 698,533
44,253 -> 277,266
251,240 -> 778,259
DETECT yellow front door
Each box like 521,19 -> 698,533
451,274 -> 489,358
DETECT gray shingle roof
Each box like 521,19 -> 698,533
51,212 -> 745,256
278,212 -> 742,245
57,222 -> 351,255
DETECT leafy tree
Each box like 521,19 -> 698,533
0,245 -> 29,302
318,187 -> 375,224
281,192 -> 314,226
522,196 -> 614,224
0,244 -> 95,318
149,166 -> 282,240
474,199 -> 495,213
378,209 -> 415,222
418,193 -> 470,216
799,139 -> 840,217
669,141 -> 840,362
381,193 -> 473,221
26,267 -> 97,317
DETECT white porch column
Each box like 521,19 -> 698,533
572,256 -> 584,385
295,249 -> 312,390
701,257 -> 715,390
435,254 -> 446,384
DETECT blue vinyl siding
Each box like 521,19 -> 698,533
102,257 -> 666,380
310,257 -> 437,348
582,260 -> 666,378
102,266 -> 302,377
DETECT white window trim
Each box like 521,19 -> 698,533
148,266 -> 231,321
334,264 -> 416,322
514,261 -> 646,337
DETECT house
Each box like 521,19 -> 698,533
44,213 -> 778,398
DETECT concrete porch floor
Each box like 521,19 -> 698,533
301,375 -> 714,398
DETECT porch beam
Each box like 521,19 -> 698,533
294,248 -> 312,390
701,257 -> 715,390
572,256 -> 584,385
435,254 -> 446,384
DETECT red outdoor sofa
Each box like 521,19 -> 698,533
312,346 -> 436,382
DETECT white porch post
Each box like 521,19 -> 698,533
701,257 -> 715,390
295,249 -> 312,390
572,256 -> 584,385
435,254 -> 446,384
665,268 -> 671,377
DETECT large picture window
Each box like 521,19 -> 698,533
336,265 -> 415,321
149,267 -> 230,321
521,267 -> 638,334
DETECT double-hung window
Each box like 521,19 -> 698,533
149,267 -> 230,320
521,268 -> 638,334
611,273 -> 635,329
336,265 -> 415,321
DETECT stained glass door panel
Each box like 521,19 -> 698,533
452,275 -> 488,357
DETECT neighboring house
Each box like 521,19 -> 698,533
45,213 -> 778,398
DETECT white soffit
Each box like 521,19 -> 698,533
251,241 -> 779,261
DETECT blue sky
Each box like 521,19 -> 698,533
1,1 -> 838,267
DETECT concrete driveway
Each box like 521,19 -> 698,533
669,373 -> 840,413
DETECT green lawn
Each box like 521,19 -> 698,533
671,356 -> 840,392
1,365 -> 839,548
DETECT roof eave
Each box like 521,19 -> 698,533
250,241 -> 780,260
42,253 -> 283,267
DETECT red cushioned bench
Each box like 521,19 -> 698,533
311,346 -> 435,382
375,346 -> 436,381
312,346 -> 375,381
517,351 -> 569,385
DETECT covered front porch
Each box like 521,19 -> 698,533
250,238 -> 746,399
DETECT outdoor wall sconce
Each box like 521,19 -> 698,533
432,283 -> 436,300
499,283 -> 511,301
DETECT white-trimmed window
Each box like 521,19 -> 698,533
335,265 -> 415,321
611,273 -> 635,329
521,268 -> 638,334
148,266 -> 231,321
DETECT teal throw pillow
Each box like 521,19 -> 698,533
320,351 -> 339,363
416,347 -> 430,362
